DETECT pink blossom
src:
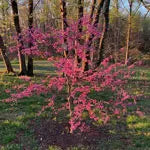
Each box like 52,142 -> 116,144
5,89 -> 11,94
19,76 -> 31,81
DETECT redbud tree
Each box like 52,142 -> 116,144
4,16 -> 137,133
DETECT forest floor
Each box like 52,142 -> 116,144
0,60 -> 150,150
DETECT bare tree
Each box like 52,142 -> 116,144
11,0 -> 27,75
0,35 -> 14,73
75,0 -> 84,64
78,0 -> 84,32
88,0 -> 97,65
82,0 -> 105,71
97,0 -> 111,66
125,0 -> 133,65
90,0 -> 97,23
140,0 -> 150,11
27,0 -> 34,76
60,0 -> 68,58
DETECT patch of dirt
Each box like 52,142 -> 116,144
31,119 -> 111,150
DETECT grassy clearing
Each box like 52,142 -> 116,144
0,60 -> 56,75
0,60 -> 150,150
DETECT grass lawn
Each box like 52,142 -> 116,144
0,60 -> 150,150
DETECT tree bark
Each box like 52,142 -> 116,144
82,0 -> 105,71
125,0 -> 133,65
89,0 -> 97,23
93,0 -> 106,27
0,35 -> 14,73
75,0 -> 84,64
97,0 -> 110,66
11,0 -> 27,75
27,0 -> 34,76
60,0 -> 68,58
89,0 -> 97,65
78,0 -> 84,33
113,0 -> 119,64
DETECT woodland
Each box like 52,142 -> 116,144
0,0 -> 150,149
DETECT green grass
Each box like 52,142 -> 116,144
0,60 -> 53,149
0,60 -> 56,75
0,60 -> 150,150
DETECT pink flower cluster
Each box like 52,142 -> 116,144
3,84 -> 47,103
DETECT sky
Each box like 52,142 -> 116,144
121,0 -> 149,16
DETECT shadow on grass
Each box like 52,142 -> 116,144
0,60 -> 56,76
30,115 -> 150,150
0,114 -> 150,150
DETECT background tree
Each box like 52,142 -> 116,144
0,35 -> 14,73
60,0 -> 69,57
125,0 -> 133,65
97,0 -> 111,66
11,0 -> 27,75
82,0 -> 105,71
27,0 -> 34,76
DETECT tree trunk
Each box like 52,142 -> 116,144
125,0 -> 133,65
89,0 -> 97,66
78,0 -> 84,33
89,0 -> 97,23
93,0 -> 106,27
11,0 -> 27,75
114,0 -> 119,64
60,0 -> 68,58
0,35 -> 14,73
97,0 -> 110,66
75,0 -> 84,64
82,0 -> 105,71
27,0 -> 34,76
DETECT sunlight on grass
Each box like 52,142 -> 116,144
48,146 -> 62,150
128,122 -> 150,130
0,60 -> 55,75
144,132 -> 150,137
3,120 -> 22,127
126,114 -> 150,149
127,115 -> 140,124
131,67 -> 150,81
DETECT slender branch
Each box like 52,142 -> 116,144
132,2 -> 141,16
120,0 -> 129,13
144,10 -> 149,18
33,0 -> 41,10
140,0 -> 150,11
